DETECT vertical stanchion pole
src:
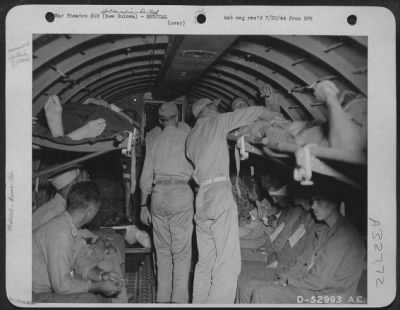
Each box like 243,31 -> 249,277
141,101 -> 146,144
181,96 -> 186,123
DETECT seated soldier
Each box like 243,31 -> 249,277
33,166 -> 149,251
239,183 -> 282,250
32,181 -> 125,303
33,169 -> 129,301
33,167 -> 89,231
240,184 -> 322,269
32,167 -> 126,262
236,183 -> 366,304
234,174 -> 266,242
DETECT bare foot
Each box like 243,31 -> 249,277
67,118 -> 106,140
44,95 -> 64,137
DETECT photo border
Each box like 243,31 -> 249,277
3,3 -> 398,308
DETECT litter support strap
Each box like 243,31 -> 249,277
32,147 -> 124,179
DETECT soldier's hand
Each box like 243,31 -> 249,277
140,207 -> 152,226
256,245 -> 266,253
97,280 -> 121,297
104,241 -> 117,255
258,84 -> 272,98
92,239 -> 106,261
102,271 -> 121,284
313,80 -> 339,102
274,272 -> 289,286
273,278 -> 288,286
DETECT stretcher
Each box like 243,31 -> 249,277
33,129 -> 134,153
32,104 -> 141,221
33,104 -> 139,150
32,101 -> 140,176
228,132 -> 366,191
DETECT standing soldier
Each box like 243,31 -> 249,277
186,98 -> 284,303
139,102 -> 194,303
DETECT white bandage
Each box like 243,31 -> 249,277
49,169 -> 80,190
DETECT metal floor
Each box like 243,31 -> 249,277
125,254 -> 195,304
126,255 -> 155,303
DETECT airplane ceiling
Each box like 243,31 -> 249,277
32,34 -> 367,122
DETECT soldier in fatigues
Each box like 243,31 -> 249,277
139,102 -> 194,303
240,184 -> 323,268
186,98 -> 284,303
236,185 -> 366,304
